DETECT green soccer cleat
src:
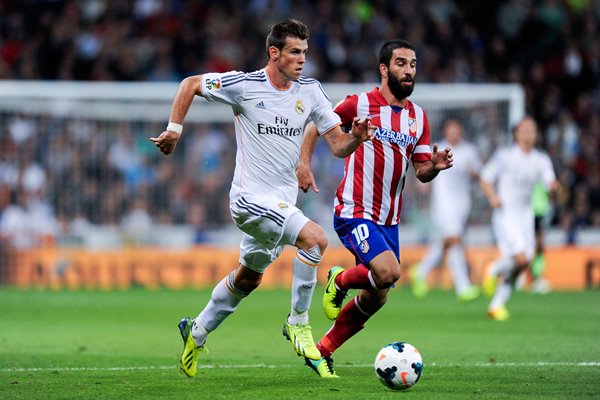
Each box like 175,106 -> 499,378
178,317 -> 208,378
487,306 -> 510,321
282,320 -> 320,360
323,266 -> 348,320
482,274 -> 497,298
457,285 -> 481,302
305,356 -> 339,378
409,264 -> 429,299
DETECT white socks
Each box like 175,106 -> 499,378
192,271 -> 248,346
418,240 -> 443,279
489,280 -> 513,311
489,266 -> 522,311
191,247 -> 321,345
288,249 -> 319,326
447,244 -> 471,294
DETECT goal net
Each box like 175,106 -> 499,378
0,81 -> 524,249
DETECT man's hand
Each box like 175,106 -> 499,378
149,131 -> 180,155
350,117 -> 376,142
488,194 -> 502,209
431,143 -> 453,171
297,162 -> 319,193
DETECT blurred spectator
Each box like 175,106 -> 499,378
0,190 -> 33,249
0,190 -> 57,249
186,201 -> 210,244
121,196 -> 153,244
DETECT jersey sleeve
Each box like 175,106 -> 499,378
411,110 -> 432,163
200,71 -> 245,107
333,95 -> 359,131
480,149 -> 502,184
309,82 -> 341,135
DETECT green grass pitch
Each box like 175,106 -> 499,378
0,286 -> 599,399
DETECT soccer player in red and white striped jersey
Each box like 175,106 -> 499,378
298,39 -> 453,377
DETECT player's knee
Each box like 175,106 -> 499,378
516,262 -> 529,273
514,254 -> 530,270
374,265 -> 401,289
233,266 -> 263,293
235,276 -> 261,293
299,224 -> 328,254
443,237 -> 461,248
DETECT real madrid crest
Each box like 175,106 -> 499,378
278,202 -> 289,209
295,100 -> 305,114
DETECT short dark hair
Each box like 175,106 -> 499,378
442,117 -> 463,129
379,39 -> 415,67
266,19 -> 309,58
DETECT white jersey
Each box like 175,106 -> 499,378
430,139 -> 481,226
480,145 -> 555,212
481,145 -> 556,258
200,68 -> 341,204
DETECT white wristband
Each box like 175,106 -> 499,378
167,122 -> 183,135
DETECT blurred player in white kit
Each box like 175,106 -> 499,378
410,118 -> 482,302
480,116 -> 558,321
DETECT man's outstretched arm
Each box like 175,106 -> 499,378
297,119 -> 374,192
149,75 -> 204,155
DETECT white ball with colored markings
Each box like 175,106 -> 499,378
374,342 -> 423,390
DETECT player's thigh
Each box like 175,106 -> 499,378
493,211 -> 534,260
230,195 -> 306,248
432,204 -> 469,238
238,233 -> 284,274
333,216 -> 399,268
368,250 -> 402,281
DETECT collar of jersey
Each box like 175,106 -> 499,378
265,68 -> 292,91
371,87 -> 411,111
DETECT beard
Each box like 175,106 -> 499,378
388,72 -> 414,100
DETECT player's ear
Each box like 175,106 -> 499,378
269,46 -> 280,61
379,64 -> 388,79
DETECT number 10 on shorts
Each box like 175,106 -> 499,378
352,224 -> 371,254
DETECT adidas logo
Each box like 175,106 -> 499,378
255,101 -> 266,109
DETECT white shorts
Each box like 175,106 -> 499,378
431,200 -> 470,239
492,208 -> 535,260
230,195 -> 310,273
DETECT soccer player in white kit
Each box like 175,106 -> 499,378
480,116 -> 558,321
150,19 -> 374,377
410,118 -> 482,301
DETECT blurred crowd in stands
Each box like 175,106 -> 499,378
0,0 -> 599,249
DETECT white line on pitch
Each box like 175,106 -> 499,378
1,361 -> 599,373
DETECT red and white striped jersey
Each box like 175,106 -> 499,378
333,87 -> 432,225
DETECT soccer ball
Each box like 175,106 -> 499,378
374,342 -> 423,390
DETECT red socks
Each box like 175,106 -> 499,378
317,296 -> 372,357
335,263 -> 375,291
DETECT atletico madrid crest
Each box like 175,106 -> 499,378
359,240 -> 370,254
408,117 -> 417,134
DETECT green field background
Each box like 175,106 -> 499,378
0,287 -> 599,399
